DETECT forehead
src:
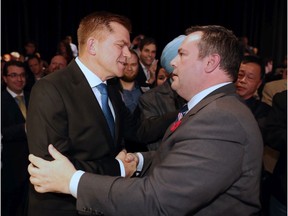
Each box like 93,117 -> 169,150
28,58 -> 39,64
142,43 -> 156,51
7,65 -> 25,72
180,32 -> 202,51
26,43 -> 35,47
107,22 -> 130,44
127,54 -> 138,63
158,68 -> 167,74
52,56 -> 66,63
239,62 -> 261,73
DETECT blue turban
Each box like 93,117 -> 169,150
160,35 -> 186,74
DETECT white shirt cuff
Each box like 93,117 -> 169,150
69,170 -> 85,198
116,158 -> 126,177
136,153 -> 144,172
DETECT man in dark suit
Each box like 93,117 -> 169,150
26,11 -> 139,216
1,60 -> 30,216
28,25 -> 263,215
135,37 -> 158,92
136,35 -> 186,150
264,90 -> 287,216
235,55 -> 271,133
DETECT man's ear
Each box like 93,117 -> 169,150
87,37 -> 97,55
205,54 -> 220,73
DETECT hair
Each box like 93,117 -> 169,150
241,55 -> 265,80
77,11 -> 132,51
25,40 -> 38,49
56,40 -> 74,63
129,48 -> 139,61
27,55 -> 42,64
138,37 -> 157,51
3,60 -> 26,76
65,35 -> 72,41
185,25 -> 243,81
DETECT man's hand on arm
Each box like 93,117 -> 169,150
28,144 -> 77,194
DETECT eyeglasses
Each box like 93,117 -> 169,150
6,73 -> 26,79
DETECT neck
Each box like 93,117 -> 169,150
120,80 -> 135,91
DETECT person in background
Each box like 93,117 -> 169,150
264,90 -> 287,216
136,37 -> 158,92
23,40 -> 40,62
235,55 -> 271,133
65,35 -> 78,58
130,34 -> 145,56
109,49 -> 147,152
112,49 -> 143,114
261,68 -> 287,106
136,35 -> 186,150
1,53 -> 12,90
25,11 -> 140,216
1,60 -> 30,216
44,54 -> 67,75
28,25 -> 263,216
56,39 -> 74,63
24,55 -> 46,91
27,55 -> 46,81
239,36 -> 258,55
155,67 -> 170,86
235,55 -> 272,215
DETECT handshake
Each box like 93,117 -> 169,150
28,144 -> 139,195
116,149 -> 139,178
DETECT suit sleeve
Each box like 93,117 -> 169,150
135,95 -> 178,143
75,106 -> 252,216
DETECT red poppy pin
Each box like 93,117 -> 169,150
170,120 -> 182,132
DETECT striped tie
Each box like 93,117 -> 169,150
16,95 -> 27,119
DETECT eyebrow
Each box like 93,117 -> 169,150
118,40 -> 130,47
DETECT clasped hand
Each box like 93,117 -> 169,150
116,149 -> 139,177
28,144 -> 139,194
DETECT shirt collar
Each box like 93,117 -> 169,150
187,82 -> 231,110
75,57 -> 104,87
6,87 -> 23,98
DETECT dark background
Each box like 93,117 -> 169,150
1,0 -> 287,66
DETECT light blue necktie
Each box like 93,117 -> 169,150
96,83 -> 115,138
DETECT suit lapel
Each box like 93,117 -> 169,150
163,84 -> 236,139
67,60 -> 115,144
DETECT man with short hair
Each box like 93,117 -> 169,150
235,55 -> 271,132
1,60 -> 30,216
26,11 -> 139,216
45,54 -> 68,75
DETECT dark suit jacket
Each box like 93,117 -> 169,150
137,80 -> 186,150
26,59 -> 138,216
264,90 -> 287,205
1,90 -> 30,193
135,62 -> 156,90
244,96 -> 271,135
76,84 -> 263,216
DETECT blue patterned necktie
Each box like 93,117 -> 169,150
96,83 -> 115,138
